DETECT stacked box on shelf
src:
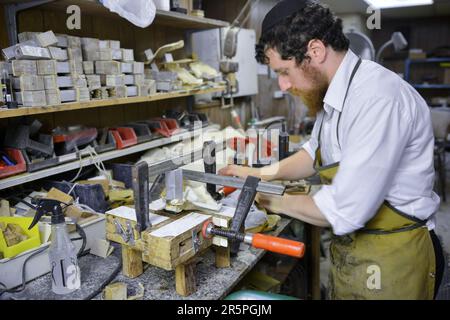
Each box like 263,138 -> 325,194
55,34 -> 90,103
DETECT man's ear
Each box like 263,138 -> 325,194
307,39 -> 327,64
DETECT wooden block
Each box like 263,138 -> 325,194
0,61 -> 12,75
14,90 -> 46,107
0,200 -> 11,217
12,75 -> 44,91
121,244 -> 143,278
69,60 -> 83,74
37,60 -> 57,75
99,40 -> 109,49
215,246 -> 231,268
105,215 -> 144,251
142,212 -> 212,270
175,259 -> 196,297
81,37 -> 100,50
12,60 -> 37,76
47,187 -> 74,204
104,282 -> 127,300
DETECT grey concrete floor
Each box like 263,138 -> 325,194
319,153 -> 450,299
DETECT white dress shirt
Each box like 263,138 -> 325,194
302,49 -> 440,236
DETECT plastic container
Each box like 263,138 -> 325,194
109,127 -> 137,149
0,148 -> 27,179
124,123 -> 153,143
93,129 -> 117,153
0,216 -> 41,259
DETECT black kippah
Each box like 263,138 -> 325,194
261,0 -> 309,34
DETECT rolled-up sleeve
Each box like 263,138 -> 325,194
312,97 -> 413,235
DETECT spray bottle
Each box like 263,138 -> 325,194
28,198 -> 81,294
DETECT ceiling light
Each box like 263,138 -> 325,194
364,0 -> 433,9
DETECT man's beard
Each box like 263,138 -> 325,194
289,64 -> 328,117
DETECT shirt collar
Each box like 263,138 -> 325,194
323,49 -> 359,113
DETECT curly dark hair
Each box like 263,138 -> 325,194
255,2 -> 350,65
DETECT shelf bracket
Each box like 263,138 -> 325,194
5,0 -> 56,46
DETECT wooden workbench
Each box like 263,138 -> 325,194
8,218 -> 297,300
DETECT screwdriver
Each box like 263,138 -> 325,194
202,220 -> 305,258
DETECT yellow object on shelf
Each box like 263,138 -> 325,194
0,217 -> 41,259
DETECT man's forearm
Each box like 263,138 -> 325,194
282,194 -> 331,227
260,149 -> 316,181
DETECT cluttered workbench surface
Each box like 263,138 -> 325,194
7,217 -> 291,300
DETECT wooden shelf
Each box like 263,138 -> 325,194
0,86 -> 225,119
38,0 -> 229,29
0,125 -> 221,190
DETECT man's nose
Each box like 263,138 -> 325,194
278,76 -> 292,92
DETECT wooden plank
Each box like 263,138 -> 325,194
0,87 -> 225,119
175,259 -> 197,297
215,246 -> 231,268
121,244 -> 143,278
141,212 -> 212,271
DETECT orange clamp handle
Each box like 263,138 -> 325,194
251,233 -> 305,258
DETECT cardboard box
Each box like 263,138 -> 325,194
37,60 -> 57,75
121,49 -> 134,62
45,89 -> 61,105
126,85 -> 138,97
14,46 -> 51,60
95,61 -> 121,75
133,62 -> 144,74
14,90 -> 47,107
12,75 -> 45,91
100,74 -> 125,86
86,75 -> 101,89
55,34 -> 68,48
12,60 -> 37,76
67,47 -> 83,61
67,35 -> 81,48
121,62 -> 133,74
43,75 -> 57,90
48,47 -> 68,61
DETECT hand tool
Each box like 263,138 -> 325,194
202,220 -> 305,258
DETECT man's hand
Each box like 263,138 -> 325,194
255,193 -> 286,214
218,165 -> 260,179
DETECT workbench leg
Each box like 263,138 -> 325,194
305,225 -> 321,300
215,246 -> 231,268
121,244 -> 143,279
175,260 -> 196,297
